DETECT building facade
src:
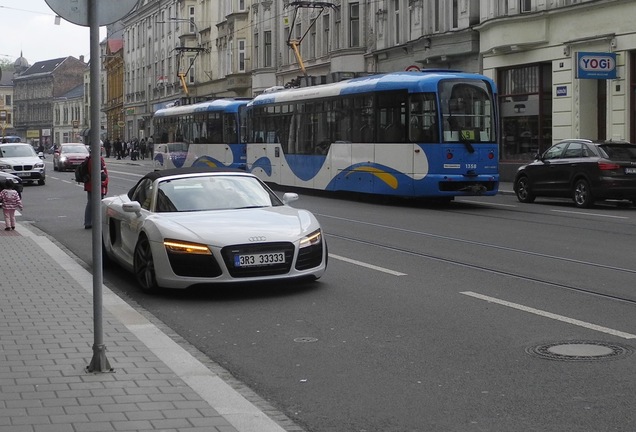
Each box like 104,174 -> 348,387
13,56 -> 88,148
53,84 -> 85,145
478,0 -> 636,178
103,39 -> 125,142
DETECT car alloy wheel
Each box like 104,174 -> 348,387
573,179 -> 593,208
515,176 -> 535,203
133,235 -> 159,292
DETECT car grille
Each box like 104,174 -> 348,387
221,242 -> 294,278
295,242 -> 323,270
13,165 -> 34,171
167,251 -> 222,277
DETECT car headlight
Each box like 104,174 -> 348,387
0,163 -> 11,170
60,156 -> 68,162
299,229 -> 322,249
164,239 -> 212,255
34,162 -> 45,168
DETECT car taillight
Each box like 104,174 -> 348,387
598,162 -> 620,171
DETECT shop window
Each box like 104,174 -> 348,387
499,64 -> 552,161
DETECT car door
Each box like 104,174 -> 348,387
529,142 -> 568,193
119,178 -> 153,261
550,141 -> 587,194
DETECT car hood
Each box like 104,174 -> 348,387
0,156 -> 42,164
147,206 -> 318,246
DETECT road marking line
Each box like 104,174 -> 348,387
329,254 -> 406,276
461,291 -> 636,339
551,209 -> 628,219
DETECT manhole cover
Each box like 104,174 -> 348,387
526,340 -> 632,362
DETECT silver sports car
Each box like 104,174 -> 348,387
101,167 -> 327,291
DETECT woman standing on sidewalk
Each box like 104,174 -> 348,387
0,179 -> 23,230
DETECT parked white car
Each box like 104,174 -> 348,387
0,143 -> 46,185
101,167 -> 327,291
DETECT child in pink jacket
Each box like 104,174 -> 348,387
0,179 -> 23,230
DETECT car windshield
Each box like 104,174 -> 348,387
62,145 -> 89,154
0,145 -> 37,158
598,144 -> 636,161
155,175 -> 283,212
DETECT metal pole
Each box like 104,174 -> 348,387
87,0 -> 112,373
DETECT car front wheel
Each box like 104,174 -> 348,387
573,179 -> 594,208
133,235 -> 159,292
514,176 -> 535,203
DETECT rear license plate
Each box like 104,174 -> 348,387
625,167 -> 636,174
234,252 -> 285,267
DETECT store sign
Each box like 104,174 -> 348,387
556,86 -> 568,97
576,52 -> 617,79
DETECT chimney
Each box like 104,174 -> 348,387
79,55 -> 85,63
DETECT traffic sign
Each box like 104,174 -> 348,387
44,0 -> 138,26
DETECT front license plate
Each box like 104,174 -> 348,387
15,172 -> 30,177
234,252 -> 285,267
625,167 -> 636,174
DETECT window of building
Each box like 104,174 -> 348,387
334,7 -> 341,49
323,14 -> 330,56
226,41 -> 233,75
349,2 -> 359,48
238,0 -> 246,11
310,25 -> 316,59
452,0 -> 459,28
520,0 -> 532,13
498,64 -> 552,161
393,0 -> 400,45
253,32 -> 259,68
264,31 -> 272,67
5,95 -> 11,106
238,39 -> 246,72
189,6 -> 196,33
434,0 -> 440,32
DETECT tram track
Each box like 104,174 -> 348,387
325,228 -> 636,306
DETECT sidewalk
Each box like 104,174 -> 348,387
0,223 -> 300,432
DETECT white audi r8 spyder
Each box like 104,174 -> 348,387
101,167 -> 327,291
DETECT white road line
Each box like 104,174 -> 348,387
461,291 -> 636,340
329,254 -> 407,276
551,209 -> 629,219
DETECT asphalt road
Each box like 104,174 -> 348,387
21,158 -> 636,432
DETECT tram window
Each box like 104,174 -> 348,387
409,93 -> 438,143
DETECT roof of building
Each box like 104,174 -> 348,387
58,83 -> 84,100
107,39 -> 124,54
17,56 -> 86,79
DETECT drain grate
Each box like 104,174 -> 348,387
526,340 -> 633,362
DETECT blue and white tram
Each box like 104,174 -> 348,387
246,71 -> 499,199
153,98 -> 249,170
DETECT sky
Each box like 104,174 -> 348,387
0,0 -> 108,66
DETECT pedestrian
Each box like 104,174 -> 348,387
83,153 -> 109,229
104,137 -> 112,158
114,138 -> 122,160
0,179 -> 23,231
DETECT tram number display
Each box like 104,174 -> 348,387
235,252 -> 286,267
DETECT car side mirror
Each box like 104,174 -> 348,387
38,152 -> 44,158
282,192 -> 299,205
122,201 -> 142,216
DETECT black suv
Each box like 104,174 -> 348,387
513,139 -> 636,208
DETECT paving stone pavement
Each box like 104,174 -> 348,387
0,224 -> 297,432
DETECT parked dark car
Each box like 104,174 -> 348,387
0,171 -> 24,198
514,139 -> 636,208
